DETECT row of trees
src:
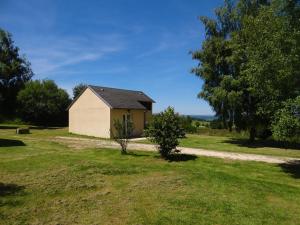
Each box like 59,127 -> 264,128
192,0 -> 300,142
0,28 -> 87,126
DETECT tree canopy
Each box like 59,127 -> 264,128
192,0 -> 300,141
0,28 -> 33,115
17,80 -> 71,126
72,83 -> 87,99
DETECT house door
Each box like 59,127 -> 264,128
143,111 -> 146,129
122,114 -> 131,134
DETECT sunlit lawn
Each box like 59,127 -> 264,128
1,127 -> 300,224
139,134 -> 300,158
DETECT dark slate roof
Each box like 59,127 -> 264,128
80,85 -> 155,110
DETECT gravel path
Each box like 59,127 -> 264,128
54,136 -> 299,164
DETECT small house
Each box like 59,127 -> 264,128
68,85 -> 155,138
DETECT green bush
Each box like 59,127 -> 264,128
272,97 -> 300,143
145,107 -> 185,158
195,121 -> 201,128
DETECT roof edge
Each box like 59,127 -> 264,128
88,84 -> 155,103
67,86 -> 113,110
87,85 -> 113,108
67,85 -> 155,111
66,86 -> 89,110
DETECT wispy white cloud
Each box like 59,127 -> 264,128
136,41 -> 170,59
135,29 -> 189,59
45,66 -> 129,77
0,0 -> 55,31
1,1 -> 126,78
22,34 -> 124,78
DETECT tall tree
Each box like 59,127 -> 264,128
0,28 -> 33,115
231,0 -> 300,134
192,0 -> 300,141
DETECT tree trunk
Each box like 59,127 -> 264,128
229,126 -> 232,132
249,127 -> 256,142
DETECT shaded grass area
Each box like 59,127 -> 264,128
0,124 -> 110,142
0,130 -> 300,224
224,138 -> 300,150
0,139 -> 25,147
280,161 -> 300,179
180,135 -> 300,158
0,183 -> 25,196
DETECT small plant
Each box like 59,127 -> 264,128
111,118 -> 134,154
145,107 -> 185,158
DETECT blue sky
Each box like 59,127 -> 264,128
0,0 -> 223,115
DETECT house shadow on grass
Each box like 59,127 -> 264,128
223,138 -> 300,150
0,139 -> 25,147
279,160 -> 300,179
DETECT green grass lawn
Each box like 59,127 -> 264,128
1,127 -> 300,224
3,124 -> 300,158
139,134 -> 300,158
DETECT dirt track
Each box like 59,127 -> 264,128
54,136 -> 300,164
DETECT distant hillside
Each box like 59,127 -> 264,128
188,115 -> 217,121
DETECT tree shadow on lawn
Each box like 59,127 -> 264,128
154,154 -> 198,162
0,139 -> 25,147
0,125 -> 19,129
29,126 -> 65,130
126,152 -> 198,162
223,138 -> 300,150
0,183 -> 25,208
279,160 -> 300,179
125,152 -> 150,157
0,183 -> 25,197
0,125 -> 64,130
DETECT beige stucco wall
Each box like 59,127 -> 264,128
110,109 -> 152,137
69,88 -> 111,138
